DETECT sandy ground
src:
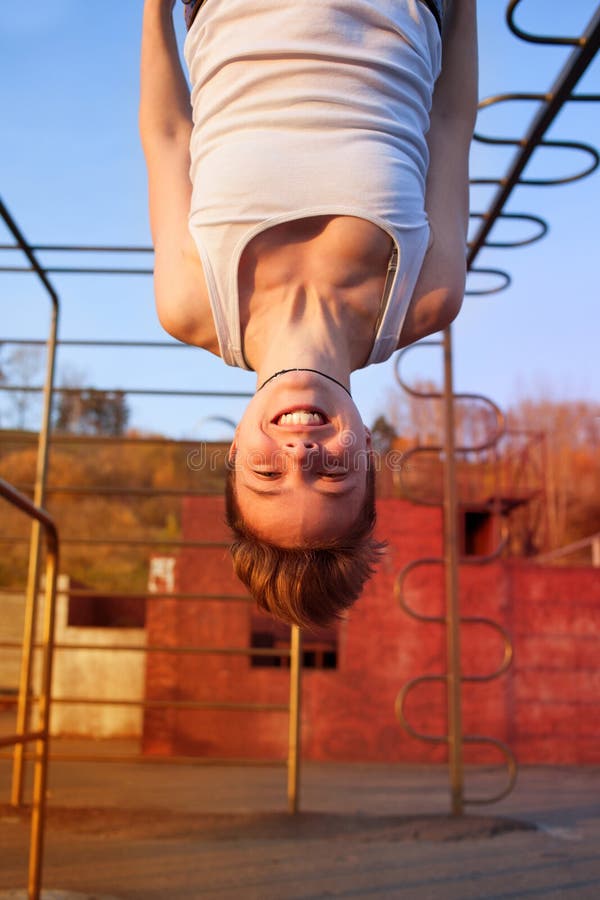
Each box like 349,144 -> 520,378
1,750 -> 599,899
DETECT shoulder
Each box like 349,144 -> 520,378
395,222 -> 466,348
153,233 -> 221,355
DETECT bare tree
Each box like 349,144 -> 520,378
0,344 -> 45,429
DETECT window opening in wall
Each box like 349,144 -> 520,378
250,614 -> 338,670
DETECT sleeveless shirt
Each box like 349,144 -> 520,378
184,0 -> 442,368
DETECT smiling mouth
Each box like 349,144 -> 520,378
273,408 -> 329,426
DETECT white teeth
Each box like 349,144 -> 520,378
277,410 -> 325,426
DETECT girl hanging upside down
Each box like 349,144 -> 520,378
139,0 -> 478,627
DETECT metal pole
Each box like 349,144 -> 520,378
28,529 -> 59,900
442,327 -> 464,816
11,292 -> 59,808
287,625 -> 302,814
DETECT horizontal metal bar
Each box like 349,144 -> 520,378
0,265 -> 152,275
0,751 -> 286,767
0,641 -> 290,657
0,536 -> 228,548
11,484 -> 222,498
0,385 -> 253,399
0,587 -> 244,602
44,697 -> 289,712
0,731 -> 45,749
0,432 -> 225,447
0,243 -> 153,253
2,337 -> 188,349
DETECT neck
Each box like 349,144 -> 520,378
243,288 -> 369,391
257,368 -> 352,396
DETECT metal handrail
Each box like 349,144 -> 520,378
0,478 -> 59,900
0,197 -> 61,811
535,532 -> 600,566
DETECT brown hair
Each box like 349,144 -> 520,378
225,459 -> 385,629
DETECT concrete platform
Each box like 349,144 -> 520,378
1,756 -> 599,899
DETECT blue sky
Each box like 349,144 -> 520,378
1,1 -> 599,439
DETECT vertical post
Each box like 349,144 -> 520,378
287,625 -> 302,814
442,326 -> 464,816
12,307 -> 58,807
28,534 -> 58,900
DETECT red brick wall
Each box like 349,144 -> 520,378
143,497 -> 600,764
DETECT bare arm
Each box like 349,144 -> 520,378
426,0 -> 478,244
139,0 -> 193,244
139,0 -> 213,346
398,0 -> 478,346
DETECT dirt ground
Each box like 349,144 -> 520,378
1,755 -> 599,899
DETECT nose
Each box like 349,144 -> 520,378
283,439 -> 319,463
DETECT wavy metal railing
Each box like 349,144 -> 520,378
394,0 -> 600,814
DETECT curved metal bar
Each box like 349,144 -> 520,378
460,618 -> 514,682
0,478 -> 59,900
517,141 -> 599,186
468,3 -> 600,266
0,197 -> 59,311
393,354 -> 507,453
507,0 -> 584,46
0,198 -> 61,814
468,212 -> 548,248
465,268 -> 512,295
459,534 -> 510,568
395,675 -> 449,745
463,736 -> 518,805
395,557 -> 446,623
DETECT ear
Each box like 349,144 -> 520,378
228,437 -> 238,463
364,426 -> 372,450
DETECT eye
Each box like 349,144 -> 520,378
253,470 -> 281,479
319,470 -> 348,479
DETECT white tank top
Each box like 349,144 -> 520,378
184,0 -> 442,369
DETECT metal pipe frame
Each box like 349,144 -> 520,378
0,196 -> 61,811
1,0 -> 599,827
0,477 -> 59,900
393,0 -> 600,815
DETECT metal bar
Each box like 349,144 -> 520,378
0,265 -> 152,275
468,5 -> 600,265
0,641 -> 290,658
7,485 -> 226,498
0,537 -> 230,548
1,751 -> 287,767
0,432 -> 226,446
535,532 -> 600,563
1,338 -> 187,348
0,243 -> 153,253
287,625 -> 303,814
0,732 -> 45,749
45,697 -> 289,712
442,328 -> 463,816
0,588 -> 241,601
0,477 -> 59,900
0,199 -> 61,817
0,385 -> 252,398
28,524 -> 58,900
